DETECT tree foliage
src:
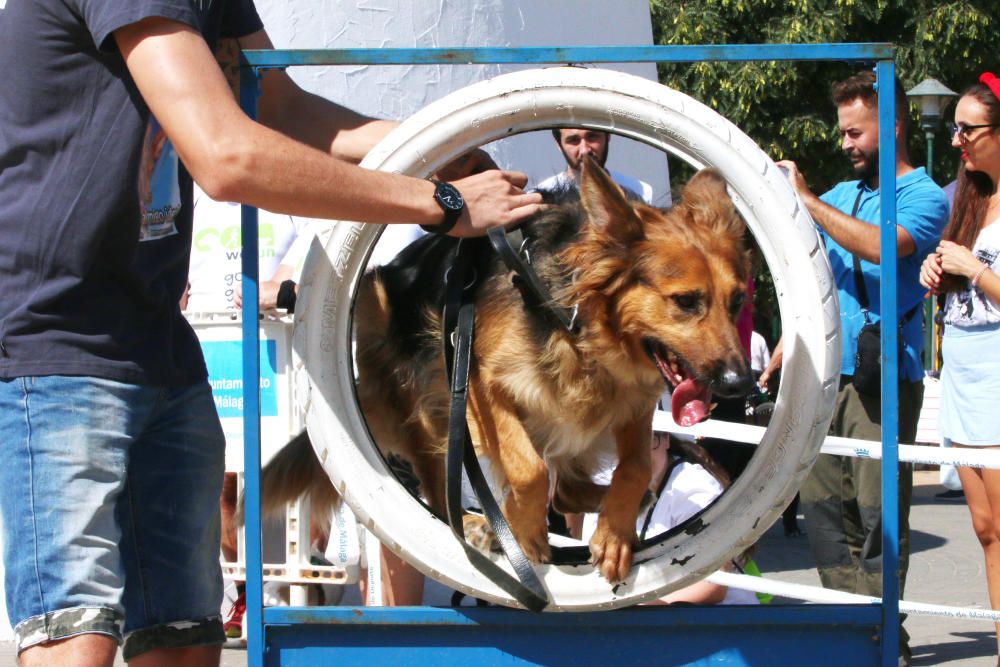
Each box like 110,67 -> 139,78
651,0 -> 999,193
650,0 -> 1000,342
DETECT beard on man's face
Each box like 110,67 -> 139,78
563,144 -> 610,172
848,145 -> 879,181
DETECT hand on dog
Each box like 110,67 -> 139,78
589,517 -> 637,583
448,170 -> 545,238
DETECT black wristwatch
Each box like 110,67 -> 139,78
421,180 -> 465,234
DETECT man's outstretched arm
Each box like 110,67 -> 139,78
214,31 -> 398,164
115,18 -> 542,235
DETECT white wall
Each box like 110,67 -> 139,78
255,0 -> 670,205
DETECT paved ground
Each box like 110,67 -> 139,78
756,470 -> 997,666
2,470 -> 996,666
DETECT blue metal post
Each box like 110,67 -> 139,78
239,61 -> 265,667
876,60 -> 901,667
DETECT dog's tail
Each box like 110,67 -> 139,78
237,430 -> 340,528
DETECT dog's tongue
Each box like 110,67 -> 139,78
671,378 -> 711,427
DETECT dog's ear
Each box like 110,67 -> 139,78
578,156 -> 644,244
680,168 -> 744,237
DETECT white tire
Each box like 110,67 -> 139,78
292,67 -> 840,610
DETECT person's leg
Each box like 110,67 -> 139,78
801,382 -> 857,590
18,634 -> 118,667
852,379 -> 921,664
218,472 -> 245,639
129,644 -> 222,667
802,452 -> 857,589
220,472 -> 239,562
380,546 -> 425,606
0,376 -> 155,665
118,382 -> 227,663
782,493 -> 803,537
835,381 -> 893,595
956,450 -> 1000,658
895,379 -> 923,598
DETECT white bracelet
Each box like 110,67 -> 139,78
971,263 -> 989,288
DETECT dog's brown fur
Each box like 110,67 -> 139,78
260,160 -> 751,583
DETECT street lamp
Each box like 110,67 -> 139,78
906,77 -> 958,181
906,77 -> 957,372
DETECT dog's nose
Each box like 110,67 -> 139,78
712,363 -> 755,398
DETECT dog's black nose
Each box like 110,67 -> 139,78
713,365 -> 755,398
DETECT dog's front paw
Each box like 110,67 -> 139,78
504,509 -> 551,564
589,520 -> 637,583
463,514 -> 499,553
515,523 -> 552,564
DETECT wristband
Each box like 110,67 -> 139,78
971,263 -> 989,289
276,279 -> 297,313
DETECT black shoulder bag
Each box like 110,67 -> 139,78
850,189 -> 919,396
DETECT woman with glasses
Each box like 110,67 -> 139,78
920,71 -> 1000,661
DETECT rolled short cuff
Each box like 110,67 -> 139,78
14,606 -> 123,654
122,615 -> 225,661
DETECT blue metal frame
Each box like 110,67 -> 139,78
238,43 -> 901,667
875,59 -> 901,665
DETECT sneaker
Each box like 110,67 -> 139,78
223,591 -> 245,639
935,489 -> 965,500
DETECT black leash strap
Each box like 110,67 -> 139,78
442,240 -> 549,612
488,226 -> 578,333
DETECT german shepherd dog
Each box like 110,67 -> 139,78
264,159 -> 753,583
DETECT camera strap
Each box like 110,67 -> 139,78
849,188 -> 919,328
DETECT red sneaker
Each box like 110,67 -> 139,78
223,591 -> 246,639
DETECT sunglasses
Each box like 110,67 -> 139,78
950,123 -> 1000,141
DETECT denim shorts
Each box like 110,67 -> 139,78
0,376 -> 226,660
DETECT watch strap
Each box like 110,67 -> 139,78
421,180 -> 463,234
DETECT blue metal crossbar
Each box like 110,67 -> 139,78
240,43 -> 892,68
239,42 -> 901,667
262,606 -> 882,666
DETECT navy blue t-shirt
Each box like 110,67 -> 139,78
0,0 -> 263,385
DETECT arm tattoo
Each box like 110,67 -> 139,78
214,38 -> 241,101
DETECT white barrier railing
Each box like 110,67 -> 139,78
709,571 -> 1000,623
654,410 -> 1000,470
656,409 -> 1000,624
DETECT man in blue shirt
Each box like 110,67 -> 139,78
778,70 -> 949,666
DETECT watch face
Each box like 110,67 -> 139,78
436,182 -> 464,211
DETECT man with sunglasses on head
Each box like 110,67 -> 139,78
775,70 -> 948,666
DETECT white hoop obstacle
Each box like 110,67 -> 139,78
292,67 -> 841,610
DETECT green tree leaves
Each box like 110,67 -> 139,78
652,0 -> 999,192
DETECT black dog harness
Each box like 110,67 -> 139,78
487,226 -> 579,334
